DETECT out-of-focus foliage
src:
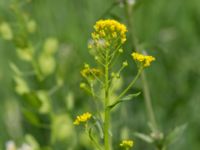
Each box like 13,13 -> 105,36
0,0 -> 200,149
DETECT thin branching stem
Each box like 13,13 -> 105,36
96,48 -> 106,61
114,67 -> 143,103
90,71 -> 104,85
96,58 -> 106,67
117,65 -> 125,75
108,45 -> 122,65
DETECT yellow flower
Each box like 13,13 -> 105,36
131,52 -> 155,67
89,19 -> 127,49
120,140 -> 134,148
73,112 -> 92,125
81,64 -> 101,79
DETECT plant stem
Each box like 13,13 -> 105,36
115,67 -> 143,102
104,48 -> 110,150
141,72 -> 158,131
124,0 -> 158,131
157,146 -> 166,150
104,109 -> 110,150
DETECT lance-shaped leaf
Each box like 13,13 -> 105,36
93,116 -> 104,139
165,123 -> 187,145
134,132 -> 154,143
107,92 -> 141,110
22,109 -> 41,127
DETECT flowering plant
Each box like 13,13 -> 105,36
74,19 -> 155,150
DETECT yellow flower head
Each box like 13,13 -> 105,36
120,140 -> 134,148
73,112 -> 92,125
89,19 -> 127,49
131,52 -> 155,67
81,64 -> 101,79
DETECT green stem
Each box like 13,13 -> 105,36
115,67 -> 143,102
104,109 -> 110,150
156,146 -> 166,150
124,0 -> 158,131
90,83 -> 102,122
104,48 -> 110,150
141,72 -> 158,131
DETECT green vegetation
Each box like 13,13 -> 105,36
0,0 -> 200,149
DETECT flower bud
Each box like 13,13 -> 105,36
116,73 -> 120,78
80,83 -> 86,88
84,63 -> 90,68
119,49 -> 123,53
123,61 -> 128,67
111,72 -> 116,78
94,56 -> 99,61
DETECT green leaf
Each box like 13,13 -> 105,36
22,92 -> 41,110
25,134 -> 40,150
93,117 -> 104,139
22,91 -> 50,114
165,123 -> 187,145
121,92 -> 141,100
36,90 -> 51,114
134,132 -> 154,143
89,127 -> 94,141
51,114 -> 75,142
13,75 -> 30,95
16,47 -> 34,62
107,92 -> 141,110
22,109 -> 41,126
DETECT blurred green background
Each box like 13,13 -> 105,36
0,0 -> 200,149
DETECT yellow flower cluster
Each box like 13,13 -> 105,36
73,112 -> 92,125
81,64 -> 101,79
89,19 -> 127,49
132,52 -> 155,67
120,140 -> 134,148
